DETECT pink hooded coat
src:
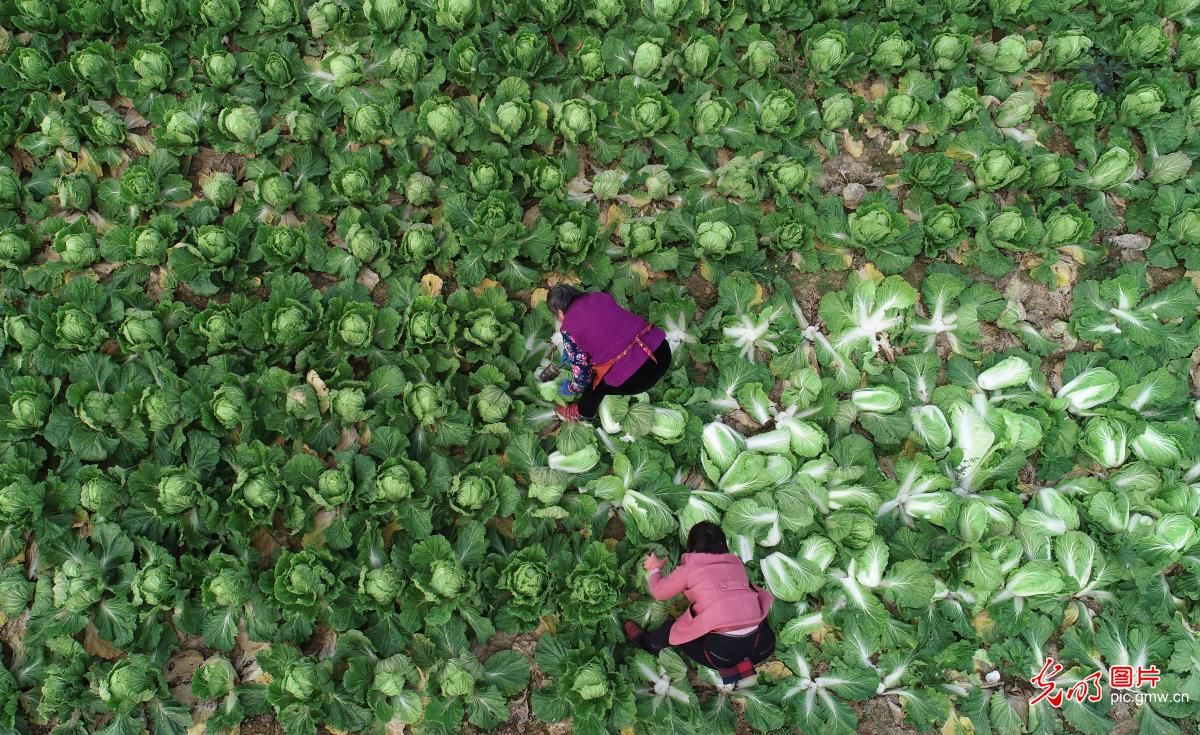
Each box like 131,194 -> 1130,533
647,553 -> 774,645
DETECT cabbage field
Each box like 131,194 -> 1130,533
3,0 -> 1200,733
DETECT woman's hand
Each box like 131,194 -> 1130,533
643,553 -> 665,571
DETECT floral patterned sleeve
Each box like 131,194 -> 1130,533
561,331 -> 593,394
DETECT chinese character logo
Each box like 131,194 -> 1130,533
1109,665 -> 1134,690
1030,660 -> 1162,708
1030,658 -> 1066,708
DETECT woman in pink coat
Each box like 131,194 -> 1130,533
624,522 -> 776,676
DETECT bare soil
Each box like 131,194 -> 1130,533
173,282 -> 210,310
164,649 -> 206,706
1011,273 -> 1073,323
865,135 -> 907,177
187,147 -> 246,191
784,269 -> 848,320
240,714 -> 284,735
686,270 -> 718,310
980,321 -> 1024,354
370,274 -> 391,307
852,697 -> 923,735
819,153 -> 886,194
1146,266 -> 1187,289
602,513 -> 627,542
1044,129 -> 1077,157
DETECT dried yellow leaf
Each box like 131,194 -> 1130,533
941,713 -> 976,735
1027,73 -> 1055,100
619,193 -> 653,208
420,273 -> 444,297
473,277 -> 500,294
972,610 -> 994,638
842,130 -> 865,158
606,203 -> 626,230
165,650 -> 206,687
538,615 -> 559,636
1051,261 -> 1075,288
1061,604 -> 1079,630
301,509 -> 338,548
757,660 -> 793,680
852,80 -> 888,101
306,370 -> 331,413
1054,246 -> 1086,266
385,720 -> 408,735
186,716 -> 211,735
356,267 -> 380,291
860,263 -> 885,284
76,151 -> 104,179
84,624 -> 124,660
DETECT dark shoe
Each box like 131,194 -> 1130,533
624,621 -> 644,643
555,403 -> 582,422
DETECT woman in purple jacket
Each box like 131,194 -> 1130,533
548,285 -> 672,423
624,522 -> 776,678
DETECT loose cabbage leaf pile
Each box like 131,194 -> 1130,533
2,0 -> 1200,734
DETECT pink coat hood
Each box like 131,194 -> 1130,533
647,553 -> 774,645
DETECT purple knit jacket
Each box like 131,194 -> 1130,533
560,293 -> 666,388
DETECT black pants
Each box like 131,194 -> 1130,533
578,341 -> 672,419
637,618 -> 776,670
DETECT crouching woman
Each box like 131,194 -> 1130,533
625,522 -> 775,679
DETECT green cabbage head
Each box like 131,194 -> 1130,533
695,221 -> 737,257
100,656 -> 158,709
571,661 -> 610,701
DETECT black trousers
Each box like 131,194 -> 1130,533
637,618 -> 776,670
578,341 -> 672,419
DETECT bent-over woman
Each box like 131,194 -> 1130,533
548,284 -> 672,422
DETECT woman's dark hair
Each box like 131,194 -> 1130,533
547,284 -> 583,315
686,521 -> 729,554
